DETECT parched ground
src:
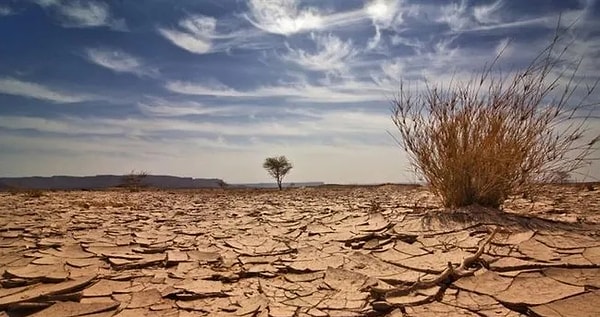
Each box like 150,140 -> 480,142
0,184 -> 599,317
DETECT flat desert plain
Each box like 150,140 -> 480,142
0,184 -> 599,317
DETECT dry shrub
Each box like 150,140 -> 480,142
120,170 -> 148,192
23,189 -> 46,198
392,29 -> 599,208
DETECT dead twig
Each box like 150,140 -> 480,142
371,227 -> 499,306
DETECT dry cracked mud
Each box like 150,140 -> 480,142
0,184 -> 599,316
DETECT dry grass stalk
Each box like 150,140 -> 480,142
391,27 -> 599,208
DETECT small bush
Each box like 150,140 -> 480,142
391,30 -> 598,208
120,170 -> 148,192
24,189 -> 45,198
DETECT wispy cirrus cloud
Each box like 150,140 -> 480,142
282,33 -> 357,73
165,78 -> 391,103
165,81 -> 245,97
158,15 -> 217,54
437,0 -> 473,32
85,48 -> 157,77
158,13 -> 273,54
432,0 -> 591,34
0,77 -> 90,103
390,35 -> 425,52
0,114 -> 303,137
137,98 -> 245,117
242,0 -> 407,54
0,107 -> 394,139
244,0 -> 406,36
35,0 -> 126,30
473,0 -> 504,24
372,58 -> 405,86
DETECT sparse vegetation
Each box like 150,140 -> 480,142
22,189 -> 45,198
368,199 -> 383,214
263,156 -> 293,190
391,29 -> 599,208
4,186 -> 46,198
120,170 -> 148,192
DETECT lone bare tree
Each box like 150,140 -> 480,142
263,156 -> 293,190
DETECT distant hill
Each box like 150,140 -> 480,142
0,175 -> 226,190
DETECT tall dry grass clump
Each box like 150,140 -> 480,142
392,31 -> 599,208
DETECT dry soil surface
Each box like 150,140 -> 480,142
0,184 -> 599,317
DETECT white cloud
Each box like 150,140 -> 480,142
137,98 -> 244,117
473,0 -> 503,24
367,25 -> 382,50
0,105 -> 407,183
282,33 -> 357,73
302,109 -> 394,134
165,78 -> 391,103
243,0 -> 406,38
58,1 -> 109,26
431,0 -> 581,34
158,15 -> 216,54
365,0 -> 403,28
0,115 -> 306,137
430,37 -> 459,64
376,37 -> 462,84
34,0 -> 61,8
85,48 -> 156,77
363,0 -> 405,50
165,81 -> 245,97
437,0 -> 474,32
452,17 -> 550,34
390,35 -> 424,52
372,58 -> 404,86
37,0 -> 126,30
245,0 -> 323,35
0,5 -> 13,16
0,109 -> 393,138
0,77 -> 89,103
371,35 -> 505,88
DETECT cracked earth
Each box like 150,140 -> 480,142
0,184 -> 599,317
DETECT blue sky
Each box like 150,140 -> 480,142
0,0 -> 599,184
